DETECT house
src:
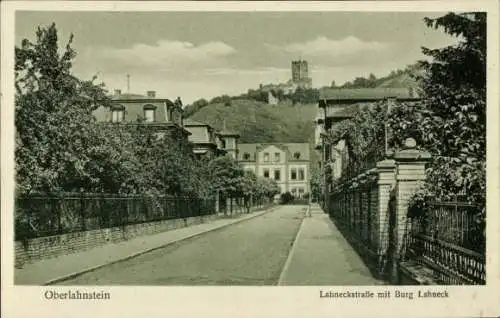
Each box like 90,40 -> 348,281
314,87 -> 421,207
237,143 -> 310,198
92,89 -> 190,142
182,119 -> 227,160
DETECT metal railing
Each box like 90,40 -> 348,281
15,193 -> 216,241
406,199 -> 485,284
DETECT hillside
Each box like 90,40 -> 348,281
189,99 -> 317,144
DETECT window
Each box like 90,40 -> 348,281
298,188 -> 305,197
274,169 -> 281,181
294,152 -> 301,160
243,152 -> 251,160
263,152 -> 269,162
144,109 -> 155,122
298,168 -> 305,180
291,188 -> 297,194
263,169 -> 270,178
112,109 -> 124,122
290,168 -> 297,180
274,152 -> 281,162
226,138 -> 235,149
143,105 -> 156,123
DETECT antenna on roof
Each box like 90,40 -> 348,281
126,74 -> 130,93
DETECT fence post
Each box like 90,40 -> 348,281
215,191 -> 220,215
79,188 -> 86,231
391,138 -> 431,284
375,158 -> 396,276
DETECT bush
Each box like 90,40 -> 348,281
280,192 -> 294,204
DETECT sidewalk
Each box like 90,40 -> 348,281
15,207 -> 274,285
278,204 -> 385,285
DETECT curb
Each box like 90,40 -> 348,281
43,206 -> 275,285
276,207 -> 308,286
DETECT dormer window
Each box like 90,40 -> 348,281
143,104 -> 156,123
274,152 -> 281,162
111,105 -> 125,123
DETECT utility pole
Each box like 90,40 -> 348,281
126,74 -> 130,93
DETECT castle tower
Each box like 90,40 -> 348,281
291,60 -> 312,89
291,60 -> 309,82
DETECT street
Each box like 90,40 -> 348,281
57,205 -> 305,285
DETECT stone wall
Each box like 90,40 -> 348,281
15,214 -> 218,268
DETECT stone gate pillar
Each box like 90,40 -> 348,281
376,158 -> 396,275
391,138 -> 431,284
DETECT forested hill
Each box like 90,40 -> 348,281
188,100 -> 317,144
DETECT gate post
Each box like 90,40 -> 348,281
391,138 -> 431,284
375,158 -> 396,276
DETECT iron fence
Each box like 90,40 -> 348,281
406,199 -> 485,284
339,140 -> 385,183
15,193 -> 216,241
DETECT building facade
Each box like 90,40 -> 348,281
237,143 -> 310,198
93,89 -> 190,142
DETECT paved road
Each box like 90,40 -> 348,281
58,205 -> 305,285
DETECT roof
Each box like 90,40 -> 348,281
319,87 -> 419,105
109,93 -> 177,108
93,100 -> 170,123
184,125 -> 216,144
217,130 -> 240,137
237,143 -> 310,162
324,103 -> 366,119
112,93 -> 150,100
183,119 -> 211,127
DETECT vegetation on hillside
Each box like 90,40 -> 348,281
189,99 -> 317,143
338,64 -> 421,89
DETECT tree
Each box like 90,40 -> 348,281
416,12 -> 486,205
15,23 -> 110,194
208,156 -> 246,214
183,98 -> 208,118
310,166 -> 325,202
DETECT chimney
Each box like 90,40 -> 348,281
114,89 -> 121,95
147,91 -> 156,98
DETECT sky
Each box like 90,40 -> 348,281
15,11 -> 459,104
